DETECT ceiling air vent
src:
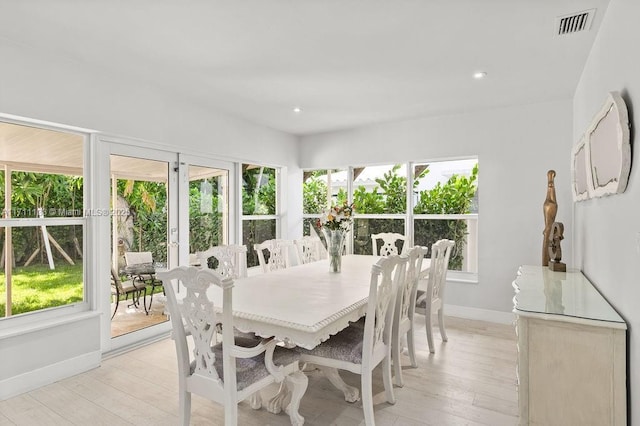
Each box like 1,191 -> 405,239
555,9 -> 595,35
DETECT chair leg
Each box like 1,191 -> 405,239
362,372 -> 376,426
425,309 -> 435,354
438,308 -> 448,342
140,289 -> 148,315
382,355 -> 396,404
392,332 -> 404,387
407,327 -> 418,368
146,286 -> 155,312
249,391 -> 263,410
111,297 -> 119,319
179,390 -> 191,426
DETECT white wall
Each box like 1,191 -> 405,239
0,41 -> 298,165
573,0 -> 638,421
0,40 -> 298,399
300,100 -> 573,313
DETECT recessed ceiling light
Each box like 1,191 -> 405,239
292,107 -> 303,114
473,71 -> 487,80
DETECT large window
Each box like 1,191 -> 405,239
0,122 -> 86,319
412,160 -> 478,273
302,159 -> 478,275
241,164 -> 278,268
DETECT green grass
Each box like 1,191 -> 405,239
0,262 -> 84,317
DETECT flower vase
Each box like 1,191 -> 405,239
322,228 -> 346,273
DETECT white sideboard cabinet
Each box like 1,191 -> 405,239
512,265 -> 626,425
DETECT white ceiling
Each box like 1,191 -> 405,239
0,0 -> 610,136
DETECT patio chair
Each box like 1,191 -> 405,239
196,244 -> 248,278
254,239 -> 294,273
157,266 -> 307,426
371,232 -> 408,256
124,251 -> 164,312
391,245 -> 428,386
295,254 -> 408,426
415,239 -> 455,353
110,267 -> 147,319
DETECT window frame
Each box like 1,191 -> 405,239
0,119 -> 89,331
302,159 -> 479,281
239,163 -> 282,270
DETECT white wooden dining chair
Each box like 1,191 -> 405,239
293,235 -> 323,265
415,239 -> 455,353
254,239 -> 294,273
371,232 -> 408,256
391,245 -> 428,386
295,255 -> 408,426
196,244 -> 248,278
157,266 -> 308,426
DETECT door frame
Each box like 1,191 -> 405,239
98,136 -> 178,353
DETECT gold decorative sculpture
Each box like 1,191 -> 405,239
542,170 -> 558,266
548,222 -> 566,272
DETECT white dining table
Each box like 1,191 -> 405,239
204,253 -> 431,419
207,254 -> 381,350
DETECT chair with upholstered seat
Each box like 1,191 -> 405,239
371,232 -> 408,256
295,255 -> 408,426
293,235 -> 323,265
254,239 -> 294,273
390,245 -> 428,386
415,239 -> 455,353
110,267 -> 147,319
157,266 -> 307,426
196,244 -> 248,279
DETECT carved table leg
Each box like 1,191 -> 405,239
266,382 -> 288,414
318,366 -> 360,402
285,370 -> 308,426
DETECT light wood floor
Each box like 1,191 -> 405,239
0,316 -> 519,425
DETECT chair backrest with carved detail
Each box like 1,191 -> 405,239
196,244 -> 248,279
254,239 -> 293,273
396,245 -> 428,328
363,254 -> 407,360
427,239 -> 455,303
160,267 -> 233,394
294,236 -> 323,265
371,232 -> 408,257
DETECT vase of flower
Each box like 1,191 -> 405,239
322,228 -> 346,273
318,202 -> 355,273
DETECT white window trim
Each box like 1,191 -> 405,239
302,160 -> 479,281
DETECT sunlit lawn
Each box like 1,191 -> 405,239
0,262 -> 84,317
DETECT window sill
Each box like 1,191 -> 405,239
447,271 -> 479,284
0,310 -> 100,339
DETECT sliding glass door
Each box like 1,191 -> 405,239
109,151 -> 174,338
178,154 -> 235,267
105,145 -> 235,342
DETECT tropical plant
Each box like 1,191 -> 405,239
0,171 -> 84,265
414,163 -> 478,269
188,182 -> 222,253
303,175 -> 327,214
242,166 -> 278,267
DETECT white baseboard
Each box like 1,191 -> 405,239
0,350 -> 101,401
444,304 -> 514,325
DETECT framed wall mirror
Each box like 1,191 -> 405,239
585,91 -> 631,198
571,135 -> 590,201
